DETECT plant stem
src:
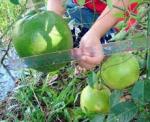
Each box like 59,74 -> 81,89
146,11 -> 150,79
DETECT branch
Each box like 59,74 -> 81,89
0,39 -> 16,81
0,40 -> 12,64
0,6 -> 27,81
2,64 -> 16,81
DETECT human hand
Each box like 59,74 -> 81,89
47,0 -> 65,16
77,30 -> 104,70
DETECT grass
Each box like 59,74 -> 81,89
0,66 -> 91,121
0,0 -> 21,33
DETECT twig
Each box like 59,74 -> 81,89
0,40 -> 16,81
113,6 -> 150,40
0,39 -> 12,64
0,38 -> 16,81
0,39 -> 16,81
112,5 -> 137,16
0,6 -> 26,81
2,64 -> 16,81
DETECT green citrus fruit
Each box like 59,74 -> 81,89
80,85 -> 111,114
100,53 -> 140,90
12,11 -> 73,72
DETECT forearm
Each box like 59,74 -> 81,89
47,0 -> 65,16
89,0 -> 130,39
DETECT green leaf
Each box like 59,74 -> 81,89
107,102 -> 138,122
131,80 -> 144,104
113,13 -> 125,18
73,107 -> 85,121
106,0 -> 113,9
137,110 -> 150,122
55,78 -> 77,104
78,0 -> 85,6
90,115 -> 105,122
110,29 -> 127,41
130,0 -> 142,4
64,108 -> 71,121
135,55 -> 146,70
87,71 -> 97,88
106,114 -> 116,122
115,21 -> 126,30
129,32 -> 147,41
10,0 -> 20,4
144,79 -> 150,103
110,90 -> 123,107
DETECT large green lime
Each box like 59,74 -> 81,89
100,53 -> 140,90
80,85 -> 111,114
12,11 -> 73,72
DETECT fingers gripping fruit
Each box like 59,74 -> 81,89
80,85 -> 111,114
100,53 -> 140,90
12,11 -> 73,72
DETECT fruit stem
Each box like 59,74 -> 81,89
93,82 -> 103,90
